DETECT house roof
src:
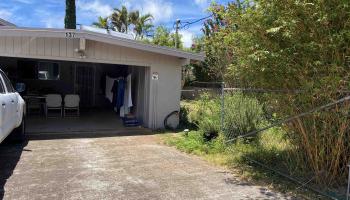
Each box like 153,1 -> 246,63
0,26 -> 205,61
0,18 -> 16,27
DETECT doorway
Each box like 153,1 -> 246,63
74,64 -> 95,108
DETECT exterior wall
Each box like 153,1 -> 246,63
0,36 -> 184,129
148,60 -> 182,129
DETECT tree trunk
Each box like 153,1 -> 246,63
65,0 -> 76,29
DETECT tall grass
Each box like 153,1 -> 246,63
285,104 -> 350,186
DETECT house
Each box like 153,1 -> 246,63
0,18 -> 204,132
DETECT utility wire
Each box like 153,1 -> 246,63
178,14 -> 213,30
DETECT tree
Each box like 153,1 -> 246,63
170,32 -> 183,49
201,4 -> 232,82
64,0 -> 76,29
110,6 -> 142,34
111,6 -> 129,33
152,26 -> 172,46
205,1 -> 350,186
150,26 -> 184,49
92,16 -> 109,30
134,14 -> 153,39
128,10 -> 140,25
189,36 -> 214,82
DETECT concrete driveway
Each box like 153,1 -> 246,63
0,134 -> 294,200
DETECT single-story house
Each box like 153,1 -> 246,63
0,18 -> 204,132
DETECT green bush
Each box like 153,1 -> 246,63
193,93 -> 221,141
223,93 -> 265,140
183,93 -> 265,142
166,131 -> 226,155
179,106 -> 191,128
198,117 -> 221,141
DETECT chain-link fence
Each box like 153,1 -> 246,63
181,83 -> 350,199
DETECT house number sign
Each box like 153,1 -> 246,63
152,72 -> 159,80
65,32 -> 76,38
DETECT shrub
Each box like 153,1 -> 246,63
179,106 -> 191,128
223,93 -> 265,141
166,131 -> 227,155
187,93 -> 221,141
198,117 -> 220,141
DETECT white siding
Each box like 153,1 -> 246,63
0,36 -> 174,67
21,37 -> 30,55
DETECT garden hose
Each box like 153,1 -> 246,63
164,111 -> 179,130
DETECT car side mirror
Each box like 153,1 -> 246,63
15,83 -> 26,93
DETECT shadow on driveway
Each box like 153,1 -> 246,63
0,140 -> 28,200
27,130 -> 156,141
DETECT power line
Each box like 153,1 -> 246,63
179,14 -> 213,30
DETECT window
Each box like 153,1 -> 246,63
17,60 -> 60,80
38,62 -> 60,80
0,71 -> 14,93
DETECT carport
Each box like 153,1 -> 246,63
0,20 -> 204,133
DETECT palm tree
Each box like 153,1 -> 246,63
92,16 -> 109,30
110,6 -> 154,38
128,10 -> 140,25
134,14 -> 153,39
111,6 -> 129,33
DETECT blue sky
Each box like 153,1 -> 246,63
0,0 -> 230,47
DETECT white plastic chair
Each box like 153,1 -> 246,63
64,94 -> 80,117
45,94 -> 62,118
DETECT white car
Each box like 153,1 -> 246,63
0,69 -> 26,143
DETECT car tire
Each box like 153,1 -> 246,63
12,115 -> 26,142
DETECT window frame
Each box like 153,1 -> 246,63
37,61 -> 60,81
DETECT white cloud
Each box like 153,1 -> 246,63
77,0 -> 114,18
0,9 -> 13,20
121,0 -> 173,24
35,9 -> 64,28
194,0 -> 208,6
42,17 -> 64,28
179,30 -> 194,48
13,0 -> 33,4
141,0 -> 173,23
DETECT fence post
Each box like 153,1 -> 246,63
221,82 -> 225,131
347,165 -> 350,200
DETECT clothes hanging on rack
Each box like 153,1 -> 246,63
105,76 -> 116,103
120,74 -> 133,117
127,74 -> 133,108
116,78 -> 125,109
105,74 -> 132,117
